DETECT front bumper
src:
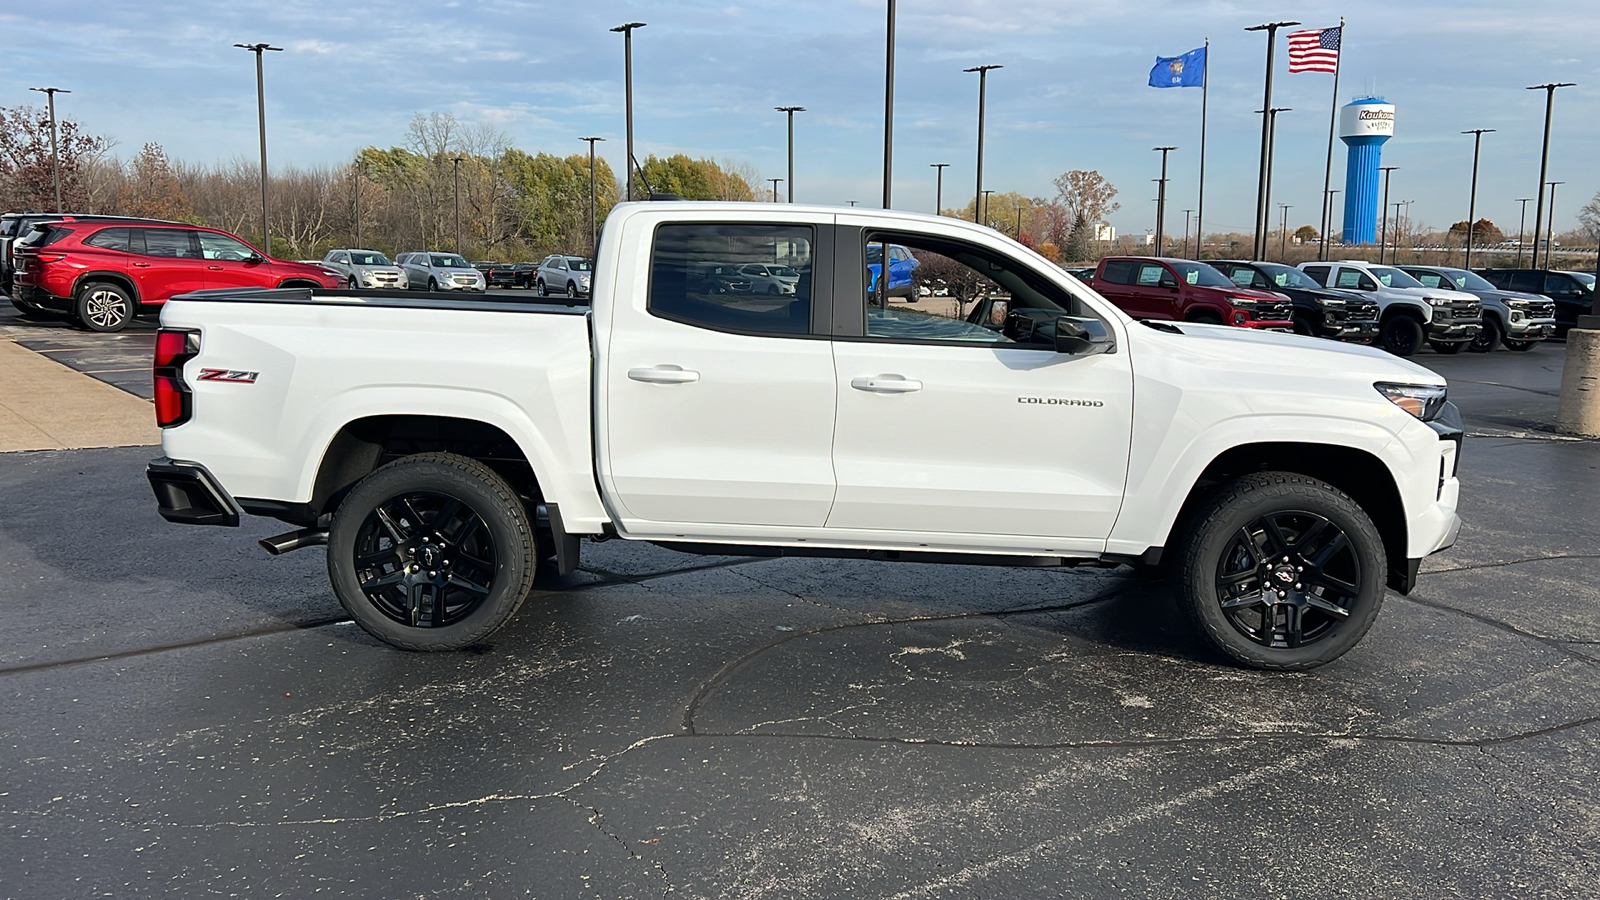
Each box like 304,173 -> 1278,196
1507,320 -> 1556,340
1426,320 -> 1481,342
1318,320 -> 1381,342
1240,319 -> 1295,331
147,457 -> 241,527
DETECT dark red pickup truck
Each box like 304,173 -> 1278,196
1088,257 -> 1294,329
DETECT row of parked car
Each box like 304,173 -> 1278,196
1069,255 -> 1585,357
0,209 -> 600,332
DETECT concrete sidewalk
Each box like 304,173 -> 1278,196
0,339 -> 160,452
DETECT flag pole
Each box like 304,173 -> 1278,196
1318,17 -> 1344,260
1196,37 -> 1208,259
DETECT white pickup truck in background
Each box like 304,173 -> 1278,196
147,202 -> 1462,670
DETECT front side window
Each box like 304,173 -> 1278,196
1135,263 -> 1167,286
859,232 -> 1086,349
1412,272 -> 1444,289
1333,269 -> 1374,290
567,258 -> 592,271
1225,267 -> 1255,288
1169,262 -> 1233,287
139,228 -> 200,259
1258,263 -> 1319,290
197,232 -> 258,261
648,223 -> 814,336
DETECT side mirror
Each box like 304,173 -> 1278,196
245,253 -> 265,264
1159,275 -> 1179,290
1054,316 -> 1113,355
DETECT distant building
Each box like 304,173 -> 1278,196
1095,223 -> 1116,242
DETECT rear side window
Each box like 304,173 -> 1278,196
648,223 -> 814,336
1098,259 -> 1134,285
18,224 -> 73,249
85,227 -> 132,251
140,228 -> 200,259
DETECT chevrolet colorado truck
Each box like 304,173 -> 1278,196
147,202 -> 1462,671
1299,261 -> 1481,357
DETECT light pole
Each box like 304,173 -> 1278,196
26,87 -> 70,214
769,178 -> 783,203
452,156 -> 464,255
1390,201 -> 1406,260
964,64 -> 1003,224
1378,165 -> 1399,264
1182,209 -> 1194,258
1461,128 -> 1495,268
1515,197 -> 1533,266
580,137 -> 605,255
847,200 -> 859,207
234,42 -> 283,252
1325,189 -> 1340,246
1278,203 -> 1293,257
930,163 -> 949,215
611,22 -> 646,201
1152,146 -> 1176,257
883,0 -> 896,208
1245,20 -> 1300,259
1527,82 -> 1575,276
775,106 -> 804,202
981,189 -> 995,227
351,159 -> 363,246
1260,107 -> 1290,256
1545,181 -> 1565,269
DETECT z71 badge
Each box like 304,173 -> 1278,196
197,369 -> 259,384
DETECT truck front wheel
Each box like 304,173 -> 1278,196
327,452 -> 537,651
1174,472 -> 1387,671
1379,317 -> 1424,357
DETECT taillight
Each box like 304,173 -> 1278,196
154,329 -> 200,428
34,253 -> 65,263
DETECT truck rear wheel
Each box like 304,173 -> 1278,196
1174,472 -> 1387,671
327,452 -> 537,651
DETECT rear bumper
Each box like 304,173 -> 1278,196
147,457 -> 241,527
14,284 -> 73,313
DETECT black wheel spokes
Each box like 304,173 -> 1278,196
1214,511 -> 1361,650
353,491 -> 497,629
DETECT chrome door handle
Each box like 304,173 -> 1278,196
628,365 -> 700,384
850,375 -> 922,393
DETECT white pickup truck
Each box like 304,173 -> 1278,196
147,202 -> 1462,670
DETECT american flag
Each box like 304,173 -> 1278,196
1287,26 -> 1341,73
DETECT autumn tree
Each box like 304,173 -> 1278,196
638,154 -> 755,200
118,142 -> 192,221
1293,224 -> 1319,242
1447,218 -> 1502,241
1052,169 -> 1120,225
0,104 -> 110,211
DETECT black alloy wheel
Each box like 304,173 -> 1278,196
1469,315 -> 1503,353
1379,316 -> 1424,357
327,453 -> 537,651
75,282 -> 133,333
1429,340 -> 1467,355
1176,472 -> 1386,670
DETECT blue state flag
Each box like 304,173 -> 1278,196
1149,46 -> 1206,88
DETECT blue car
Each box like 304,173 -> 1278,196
867,243 -> 920,299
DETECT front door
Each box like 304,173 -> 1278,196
197,231 -> 275,290
827,222 -> 1134,548
601,218 -> 839,531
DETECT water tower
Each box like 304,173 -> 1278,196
1339,98 -> 1396,245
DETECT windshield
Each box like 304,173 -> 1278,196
1368,266 -> 1424,289
1566,271 -> 1596,289
349,251 -> 392,266
769,265 -> 798,277
1255,263 -> 1319,290
565,257 -> 592,271
1170,262 -> 1234,288
430,254 -> 471,268
1438,268 -> 1495,291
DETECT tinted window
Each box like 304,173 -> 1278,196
567,258 -> 592,271
1256,264 -> 1319,290
1169,262 -> 1233,287
1545,274 -> 1582,295
140,229 -> 200,259
1506,271 -> 1541,293
648,223 -> 813,336
197,232 -> 257,261
1098,259 -> 1135,285
1334,269 -> 1369,290
1301,265 -> 1330,286
18,225 -> 72,249
84,227 -> 131,251
1368,266 -> 1423,289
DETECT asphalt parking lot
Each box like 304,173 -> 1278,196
3,307 -> 1599,898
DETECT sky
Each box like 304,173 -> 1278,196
3,0 -> 1598,240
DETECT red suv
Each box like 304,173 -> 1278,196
1089,257 -> 1295,330
11,219 -> 341,332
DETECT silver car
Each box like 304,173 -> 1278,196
322,248 -> 408,290
398,251 -> 486,292
534,255 -> 593,298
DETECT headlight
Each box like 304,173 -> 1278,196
1425,296 -> 1454,307
1227,296 -> 1257,308
1318,297 -> 1345,307
1375,382 -> 1447,421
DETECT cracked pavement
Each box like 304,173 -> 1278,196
2,336 -> 1598,897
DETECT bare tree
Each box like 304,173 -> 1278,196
1052,169 -> 1120,225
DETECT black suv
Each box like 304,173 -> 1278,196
1475,268 -> 1595,332
1209,260 -> 1381,343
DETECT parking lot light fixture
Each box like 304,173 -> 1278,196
883,0 -> 896,208
1461,129 -> 1495,268
769,178 -> 783,203
610,23 -> 646,201
1526,82 -> 1575,275
27,87 -> 70,214
234,43 -> 283,253
929,163 -> 950,215
1245,21 -> 1300,258
1279,203 -> 1293,257
1545,181 -> 1564,269
1153,146 -> 1176,256
1182,209 -> 1195,258
581,137 -> 605,255
964,65 -> 1002,224
1378,166 -> 1399,264
776,107 -> 804,202
1514,197 -> 1533,266
452,156 -> 464,255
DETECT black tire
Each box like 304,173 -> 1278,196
427,278 -> 438,292
1379,316 -> 1424,357
1291,314 -> 1316,337
1187,310 -> 1224,326
75,282 -> 134,333
1174,472 -> 1387,671
1428,340 -> 1467,355
347,276 -> 359,290
566,282 -> 577,299
1504,339 -> 1537,352
1469,315 -> 1503,353
327,452 -> 537,651
537,279 -> 548,297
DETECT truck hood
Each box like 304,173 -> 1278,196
1149,320 -> 1444,385
1391,286 -> 1477,303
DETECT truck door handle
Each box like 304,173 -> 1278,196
131,262 -> 152,268
207,265 -> 223,270
628,365 -> 700,384
851,375 -> 923,393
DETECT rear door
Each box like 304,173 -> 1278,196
129,228 -> 208,301
600,216 -> 839,531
